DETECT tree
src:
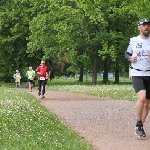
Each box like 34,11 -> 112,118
0,0 -> 39,81
1,0 -> 150,84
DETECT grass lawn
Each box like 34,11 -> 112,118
1,77 -> 136,149
0,86 -> 94,150
45,77 -> 137,101
5,77 -> 137,101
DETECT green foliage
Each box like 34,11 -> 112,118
0,0 -> 150,83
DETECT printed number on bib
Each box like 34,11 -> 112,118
40,77 -> 45,80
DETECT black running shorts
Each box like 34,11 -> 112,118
132,76 -> 150,99
28,79 -> 34,84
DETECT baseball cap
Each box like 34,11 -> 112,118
138,18 -> 150,26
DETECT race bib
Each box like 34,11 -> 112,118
40,77 -> 45,80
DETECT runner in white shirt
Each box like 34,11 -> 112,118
125,18 -> 150,138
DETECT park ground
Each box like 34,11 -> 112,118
22,88 -> 150,150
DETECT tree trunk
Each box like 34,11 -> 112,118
102,60 -> 108,84
78,67 -> 84,82
114,60 -> 119,84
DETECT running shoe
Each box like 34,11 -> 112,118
42,95 -> 45,99
135,121 -> 146,137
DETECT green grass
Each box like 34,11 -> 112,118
0,87 -> 94,150
46,77 -> 137,101
5,77 -> 137,101
0,77 -> 137,149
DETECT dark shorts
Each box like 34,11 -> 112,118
45,79 -> 47,85
28,79 -> 34,84
132,76 -> 150,99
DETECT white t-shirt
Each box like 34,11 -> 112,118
127,35 -> 150,76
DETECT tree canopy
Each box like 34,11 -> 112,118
0,0 -> 149,83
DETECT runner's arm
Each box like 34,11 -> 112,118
32,71 -> 36,77
13,74 -> 16,79
125,51 -> 132,60
125,39 -> 133,60
26,72 -> 28,77
36,67 -> 41,75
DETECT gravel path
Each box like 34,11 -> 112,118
22,88 -> 150,150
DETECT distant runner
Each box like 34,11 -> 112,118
26,66 -> 35,92
13,70 -> 21,89
36,60 -> 49,99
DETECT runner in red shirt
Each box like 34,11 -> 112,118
36,60 -> 49,98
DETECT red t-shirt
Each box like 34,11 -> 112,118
36,65 -> 49,80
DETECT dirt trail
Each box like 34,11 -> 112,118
21,88 -> 150,150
